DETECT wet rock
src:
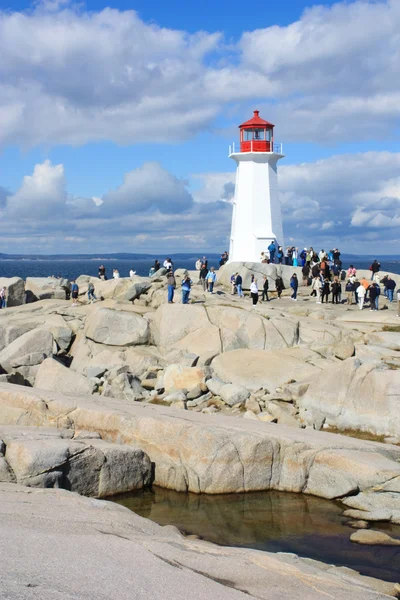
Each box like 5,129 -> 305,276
350,529 -> 400,546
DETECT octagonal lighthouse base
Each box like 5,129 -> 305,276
228,151 -> 285,263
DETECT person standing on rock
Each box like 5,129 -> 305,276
275,276 -> 284,299
250,278 -> 259,307
98,264 -> 106,280
385,276 -> 396,302
154,259 -> 161,272
71,280 -> 79,307
181,275 -> 192,304
302,263 -> 310,286
321,278 -> 330,304
300,248 -> 307,267
262,276 -> 269,302
206,267 -> 217,293
0,287 -> 6,309
313,276 -> 322,304
368,282 -> 380,311
397,287 -> 400,317
129,268 -> 136,277
167,270 -> 176,304
268,240 -> 276,263
345,280 -> 354,305
292,247 -> 298,267
331,277 -> 342,304
290,274 -> 298,301
370,259 -> 381,281
113,269 -> 120,279
199,263 -> 208,291
87,281 -> 97,303
235,273 -> 244,298
195,258 -> 202,272
357,283 -> 366,310
230,273 -> 237,295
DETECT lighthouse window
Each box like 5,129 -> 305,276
253,128 -> 265,140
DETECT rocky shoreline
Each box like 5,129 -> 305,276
0,262 -> 399,597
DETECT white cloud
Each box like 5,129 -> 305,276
1,1 -> 400,146
5,160 -> 67,219
102,162 -> 193,215
193,151 -> 400,252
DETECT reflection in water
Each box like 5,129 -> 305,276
112,488 -> 400,582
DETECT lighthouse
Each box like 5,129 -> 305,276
228,110 -> 284,262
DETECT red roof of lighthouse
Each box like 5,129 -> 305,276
239,110 -> 274,129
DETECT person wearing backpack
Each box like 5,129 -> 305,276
290,274 -> 298,301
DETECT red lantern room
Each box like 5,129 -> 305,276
239,110 -> 274,152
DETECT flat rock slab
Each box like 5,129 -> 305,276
0,482 -> 395,600
0,383 -> 399,502
211,348 -> 322,392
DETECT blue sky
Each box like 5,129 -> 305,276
1,0 -> 400,254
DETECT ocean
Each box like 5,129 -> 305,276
0,255 -> 399,281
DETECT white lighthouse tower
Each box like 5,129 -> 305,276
228,110 -> 284,262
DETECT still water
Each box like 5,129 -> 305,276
113,487 -> 400,582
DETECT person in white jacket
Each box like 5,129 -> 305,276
357,283 -> 366,310
312,276 -> 323,304
250,277 -> 259,307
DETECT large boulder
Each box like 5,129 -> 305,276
151,304 -> 221,360
207,307 -> 299,352
0,277 -> 25,306
25,277 -> 70,302
85,308 -> 149,346
0,329 -> 53,384
0,313 -> 72,353
0,426 -> 151,497
211,348 -> 322,392
298,358 -> 400,437
34,357 -> 96,396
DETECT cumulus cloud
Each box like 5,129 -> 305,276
194,151 -> 400,252
1,0 -> 400,146
102,162 -> 193,215
2,151 -> 400,252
